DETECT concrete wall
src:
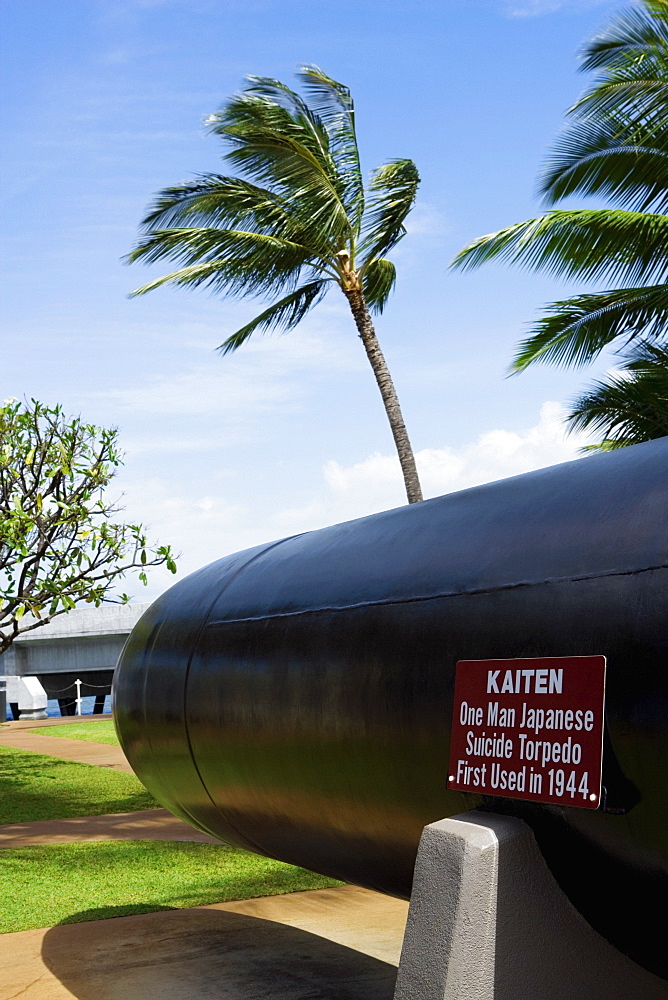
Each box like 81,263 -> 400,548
0,603 -> 150,678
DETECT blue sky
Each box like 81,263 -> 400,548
2,0 -> 621,599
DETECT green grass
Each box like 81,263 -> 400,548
27,720 -> 120,745
0,840 -> 344,932
0,745 -> 158,824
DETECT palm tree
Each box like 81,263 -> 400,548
567,341 -> 668,450
451,0 -> 668,378
127,67 -> 423,503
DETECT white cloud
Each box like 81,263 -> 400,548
504,0 -> 607,16
505,0 -> 563,14
97,0 -> 271,17
105,364 -> 295,419
274,400 -> 594,532
95,315 -> 364,432
403,201 -> 449,238
115,401 -> 596,603
391,199 -> 450,272
113,476 -> 257,600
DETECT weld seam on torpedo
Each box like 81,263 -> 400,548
181,535 -> 302,857
205,562 -> 668,627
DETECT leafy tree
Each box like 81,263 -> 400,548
567,341 -> 668,449
451,1 -> 668,383
127,66 -> 423,503
0,399 -> 176,654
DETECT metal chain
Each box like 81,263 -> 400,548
45,679 -> 112,694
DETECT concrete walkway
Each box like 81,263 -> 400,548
0,886 -> 409,1000
0,714 -> 411,999
0,716 -> 214,847
1,714 -> 114,730
0,716 -> 219,846
0,808 -> 221,848
0,717 -> 133,772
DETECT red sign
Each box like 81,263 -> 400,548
447,656 -> 606,809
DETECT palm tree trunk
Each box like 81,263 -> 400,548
344,289 -> 423,503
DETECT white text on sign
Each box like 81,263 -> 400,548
447,657 -> 606,809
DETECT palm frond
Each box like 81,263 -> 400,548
580,1 -> 668,72
297,65 -> 364,226
128,227 -> 313,265
242,75 -> 332,158
207,92 -> 351,243
613,336 -> 668,371
452,2 -> 668,382
574,80 -> 668,141
579,438 -> 637,451
240,74 -> 348,210
217,280 -> 330,354
127,227 -> 328,297
575,2 -> 668,130
360,159 -> 420,263
534,2 -> 668,198
136,175 -> 327,248
540,110 -> 668,210
566,339 -> 668,447
209,90 -> 329,167
512,284 -> 668,371
451,210 -> 668,286
128,261 -> 244,297
361,258 -> 397,313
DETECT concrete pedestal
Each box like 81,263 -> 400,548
5,675 -> 48,720
394,810 -> 667,1000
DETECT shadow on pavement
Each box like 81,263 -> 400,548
41,904 -> 398,1000
56,903 -> 177,923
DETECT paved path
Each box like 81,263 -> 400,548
0,886 -> 409,1000
0,717 -> 214,847
0,719 -> 133,772
0,716 -> 222,847
0,715 -> 411,998
1,714 -> 114,730
0,808 -> 221,848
